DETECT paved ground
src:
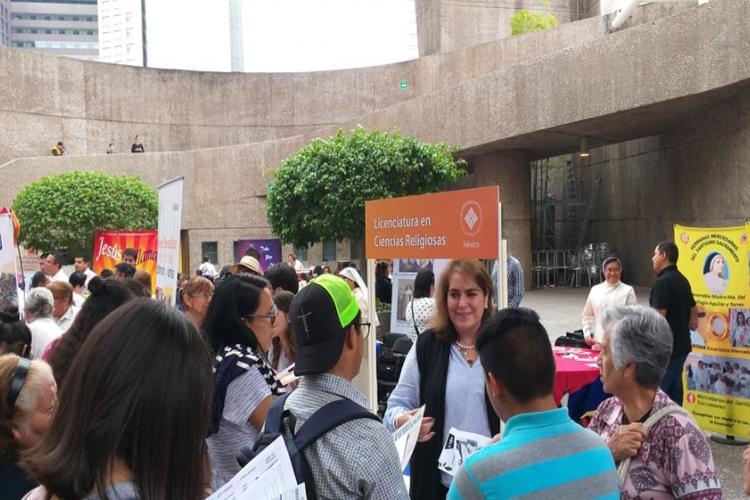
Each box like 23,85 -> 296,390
523,286 -> 746,498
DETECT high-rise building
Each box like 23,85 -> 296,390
228,0 -> 243,72
0,0 -> 11,46
9,0 -> 98,60
98,0 -> 144,66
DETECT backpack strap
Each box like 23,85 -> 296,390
263,392 -> 292,434
292,398 -> 380,452
617,404 -> 689,482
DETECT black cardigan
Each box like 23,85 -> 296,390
409,330 -> 500,500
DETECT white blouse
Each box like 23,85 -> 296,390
581,281 -> 637,342
405,297 -> 435,340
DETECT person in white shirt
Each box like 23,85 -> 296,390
199,255 -> 218,279
48,281 -> 79,333
287,253 -> 305,273
339,267 -> 379,329
68,272 -> 87,307
695,360 -> 712,391
73,254 -> 97,287
406,268 -> 436,340
24,287 -> 63,359
43,252 -> 68,283
738,367 -> 750,398
582,256 -> 637,345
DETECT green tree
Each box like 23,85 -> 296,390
510,0 -> 558,36
12,171 -> 157,257
267,126 -> 466,248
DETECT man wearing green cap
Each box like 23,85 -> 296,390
286,274 -> 408,499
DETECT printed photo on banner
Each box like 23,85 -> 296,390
396,277 -> 415,322
397,259 -> 433,273
702,252 -> 729,297
686,353 -> 750,398
730,309 -> 750,348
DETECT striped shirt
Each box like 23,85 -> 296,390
447,408 -> 619,500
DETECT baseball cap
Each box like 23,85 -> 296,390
290,274 -> 360,375
231,255 -> 261,275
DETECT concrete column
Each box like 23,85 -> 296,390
470,149 -> 532,290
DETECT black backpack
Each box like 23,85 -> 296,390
237,392 -> 381,500
554,329 -> 589,348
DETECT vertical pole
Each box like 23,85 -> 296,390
501,240 -> 509,309
357,257 -> 377,412
498,203 -> 508,309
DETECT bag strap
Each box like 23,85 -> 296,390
292,398 -> 380,452
617,404 -> 689,482
263,392 -> 292,435
411,300 -> 420,336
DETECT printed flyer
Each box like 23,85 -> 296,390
677,225 -> 750,436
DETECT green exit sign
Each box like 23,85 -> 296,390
400,79 -> 408,91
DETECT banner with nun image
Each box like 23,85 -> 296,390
676,224 -> 750,436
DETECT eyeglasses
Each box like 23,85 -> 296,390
245,306 -> 277,325
358,322 -> 372,339
189,292 -> 213,300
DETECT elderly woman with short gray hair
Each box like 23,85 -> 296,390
589,306 -> 720,499
24,288 -> 62,360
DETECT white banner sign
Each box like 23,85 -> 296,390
155,177 -> 184,306
0,213 -> 19,307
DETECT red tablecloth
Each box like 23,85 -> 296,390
553,347 -> 601,405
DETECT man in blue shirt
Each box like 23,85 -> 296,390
447,308 -> 619,500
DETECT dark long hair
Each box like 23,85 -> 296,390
0,306 -> 32,356
22,299 -> 213,500
47,277 -> 134,386
413,269 -> 435,299
271,290 -> 296,370
203,274 -> 269,353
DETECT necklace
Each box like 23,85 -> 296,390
456,340 -> 475,358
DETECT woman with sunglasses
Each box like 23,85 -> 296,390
0,355 -> 57,499
202,274 -> 285,489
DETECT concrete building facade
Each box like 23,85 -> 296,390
0,0 -> 747,285
9,0 -> 97,60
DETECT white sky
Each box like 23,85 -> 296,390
145,0 -> 418,72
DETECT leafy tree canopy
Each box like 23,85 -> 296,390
267,126 -> 466,249
12,171 -> 157,258
510,0 -> 558,36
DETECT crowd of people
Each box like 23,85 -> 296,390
0,240 -> 745,499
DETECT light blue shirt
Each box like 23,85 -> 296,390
384,343 -> 492,487
447,408 -> 619,500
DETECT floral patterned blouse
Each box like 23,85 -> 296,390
588,389 -> 721,499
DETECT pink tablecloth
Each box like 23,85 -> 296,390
553,348 -> 601,405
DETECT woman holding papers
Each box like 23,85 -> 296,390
203,274 -> 286,489
384,259 -> 500,499
21,300 -> 213,500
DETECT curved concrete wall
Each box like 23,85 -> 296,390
0,14 -> 609,165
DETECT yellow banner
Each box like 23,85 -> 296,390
676,224 -> 750,436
